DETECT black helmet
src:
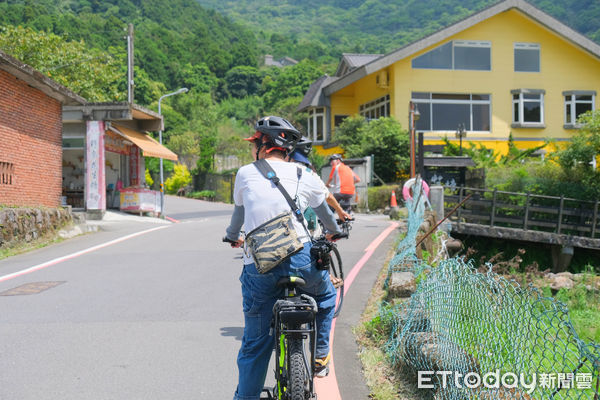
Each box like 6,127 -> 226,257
329,153 -> 342,162
254,116 -> 301,151
294,137 -> 313,158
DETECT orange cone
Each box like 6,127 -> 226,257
390,191 -> 398,208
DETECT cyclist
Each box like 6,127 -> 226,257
287,137 -> 352,225
225,116 -> 342,400
326,153 -> 361,214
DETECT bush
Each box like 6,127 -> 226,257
186,190 -> 216,200
165,164 -> 192,194
145,169 -> 154,187
368,185 -> 400,210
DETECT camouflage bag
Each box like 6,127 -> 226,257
245,212 -> 304,274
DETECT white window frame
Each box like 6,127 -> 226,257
359,94 -> 390,120
511,89 -> 545,128
307,107 -> 326,143
563,91 -> 596,128
514,42 -> 540,72
411,92 -> 491,133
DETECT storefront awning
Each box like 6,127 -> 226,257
109,124 -> 178,161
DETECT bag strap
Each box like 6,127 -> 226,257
253,159 -> 304,223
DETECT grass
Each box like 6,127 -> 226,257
0,224 -> 71,260
354,239 -> 430,400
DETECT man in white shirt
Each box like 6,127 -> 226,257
225,116 -> 341,400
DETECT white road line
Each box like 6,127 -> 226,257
0,225 -> 170,283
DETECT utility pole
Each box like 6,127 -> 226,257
127,24 -> 135,104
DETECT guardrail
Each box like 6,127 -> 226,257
444,187 -> 600,239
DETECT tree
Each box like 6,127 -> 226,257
335,116 -> 409,182
224,65 -> 261,98
554,110 -> 600,198
0,25 -> 123,101
556,110 -> 600,171
261,60 -> 324,111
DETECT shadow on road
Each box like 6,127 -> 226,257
220,326 -> 244,341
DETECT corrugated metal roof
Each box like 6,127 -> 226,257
335,53 -> 382,76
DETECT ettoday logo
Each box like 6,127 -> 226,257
418,370 -> 594,393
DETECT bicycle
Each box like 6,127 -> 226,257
223,232 -> 347,400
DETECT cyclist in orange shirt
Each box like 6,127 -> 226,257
326,154 -> 360,213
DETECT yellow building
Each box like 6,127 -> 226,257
298,0 -> 600,157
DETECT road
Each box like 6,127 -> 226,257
0,196 -> 399,399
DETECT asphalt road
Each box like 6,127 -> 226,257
0,196 -> 400,399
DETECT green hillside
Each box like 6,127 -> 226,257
0,0 -> 258,92
195,0 -> 600,62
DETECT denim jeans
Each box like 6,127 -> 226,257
233,242 -> 337,400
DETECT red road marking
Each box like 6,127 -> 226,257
165,216 -> 180,223
315,221 -> 399,399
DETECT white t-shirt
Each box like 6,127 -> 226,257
234,159 -> 326,264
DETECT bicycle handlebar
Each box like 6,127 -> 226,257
330,232 -> 348,241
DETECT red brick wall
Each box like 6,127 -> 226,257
0,69 -> 63,207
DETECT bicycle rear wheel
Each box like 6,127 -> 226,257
288,338 -> 309,400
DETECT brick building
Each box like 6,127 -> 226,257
0,50 -> 85,207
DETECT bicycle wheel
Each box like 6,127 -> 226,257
329,245 -> 344,318
288,338 -> 309,400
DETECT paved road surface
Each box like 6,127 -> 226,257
0,196 -> 399,399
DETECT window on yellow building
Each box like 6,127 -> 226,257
511,89 -> 545,127
412,40 -> 491,71
334,115 -> 349,127
514,43 -> 540,72
308,107 -> 326,143
359,94 -> 390,120
411,92 -> 490,132
563,91 -> 595,128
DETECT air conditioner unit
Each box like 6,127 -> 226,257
376,70 -> 389,88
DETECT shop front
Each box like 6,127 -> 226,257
62,103 -> 176,219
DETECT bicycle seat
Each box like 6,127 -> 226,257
276,276 -> 306,288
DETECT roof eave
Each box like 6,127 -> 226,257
0,51 -> 86,105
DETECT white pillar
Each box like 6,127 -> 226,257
85,121 -> 106,217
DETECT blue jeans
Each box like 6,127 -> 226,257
233,242 -> 337,400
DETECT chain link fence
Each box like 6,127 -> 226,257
382,198 -> 600,399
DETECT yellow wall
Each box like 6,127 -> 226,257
329,9 -> 600,154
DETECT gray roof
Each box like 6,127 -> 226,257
324,0 -> 600,96
335,53 -> 382,76
0,50 -> 86,105
297,75 -> 339,112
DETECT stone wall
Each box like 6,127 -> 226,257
0,207 -> 72,248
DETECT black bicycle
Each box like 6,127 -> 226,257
223,233 -> 346,400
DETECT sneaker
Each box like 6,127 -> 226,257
314,353 -> 331,378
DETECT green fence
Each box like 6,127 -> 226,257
383,199 -> 600,399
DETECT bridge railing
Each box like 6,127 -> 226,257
444,186 -> 600,239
